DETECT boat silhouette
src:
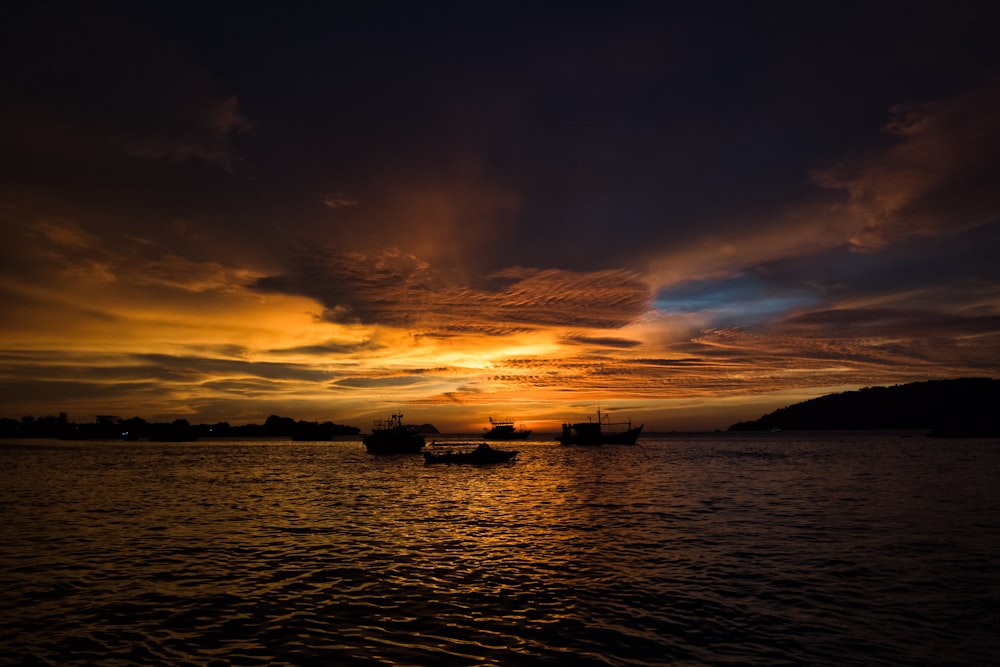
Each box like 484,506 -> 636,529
557,408 -> 643,445
424,442 -> 518,465
482,416 -> 532,441
362,413 -> 425,454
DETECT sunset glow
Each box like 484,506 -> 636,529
2,4 -> 998,432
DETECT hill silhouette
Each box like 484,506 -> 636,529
728,378 -> 1000,436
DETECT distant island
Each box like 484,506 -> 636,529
728,378 -> 1000,437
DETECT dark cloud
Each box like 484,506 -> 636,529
333,376 -> 435,389
415,325 -> 537,339
269,341 -> 381,356
633,358 -> 706,367
0,215 -> 262,305
0,379 -> 160,404
131,353 -> 335,384
780,307 -> 1000,340
0,4 -> 252,174
255,247 -> 652,331
561,335 -> 642,348
813,77 -> 1000,251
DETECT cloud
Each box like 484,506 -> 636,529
333,376 -> 432,389
254,247 -> 652,332
332,169 -> 523,273
34,218 -> 102,250
560,334 -> 642,348
130,353 -> 336,384
0,5 -> 252,173
0,347 -> 357,422
269,340 -> 381,356
322,192 -> 359,209
113,91 -> 252,172
5,216 -> 262,295
813,77 -> 1000,251
779,306 -> 1000,341
644,79 -> 1000,346
633,357 -> 705,366
686,286 -> 1000,381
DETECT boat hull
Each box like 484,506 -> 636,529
423,443 -> 518,465
363,433 -> 425,454
557,417 -> 643,445
482,429 -> 531,441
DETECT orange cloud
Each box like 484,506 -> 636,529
255,248 -> 652,332
647,79 -> 1000,298
813,77 -> 1000,251
8,216 -> 262,296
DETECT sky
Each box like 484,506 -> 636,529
2,1 -> 999,432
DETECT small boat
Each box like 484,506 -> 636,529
482,416 -> 532,441
557,408 -> 643,445
362,413 -> 426,454
423,442 -> 518,465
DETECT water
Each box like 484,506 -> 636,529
2,433 -> 998,666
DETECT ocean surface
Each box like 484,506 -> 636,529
1,433 -> 998,666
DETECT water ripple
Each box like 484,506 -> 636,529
2,435 -> 999,665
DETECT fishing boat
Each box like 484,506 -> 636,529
362,413 -> 425,454
424,442 -> 518,465
482,416 -> 532,441
557,408 -> 643,445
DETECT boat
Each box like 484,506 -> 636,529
557,408 -> 643,445
423,442 -> 518,465
482,416 -> 532,441
362,413 -> 426,454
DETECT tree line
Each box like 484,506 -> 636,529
0,413 -> 361,441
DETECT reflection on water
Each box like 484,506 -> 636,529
2,434 -> 999,665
